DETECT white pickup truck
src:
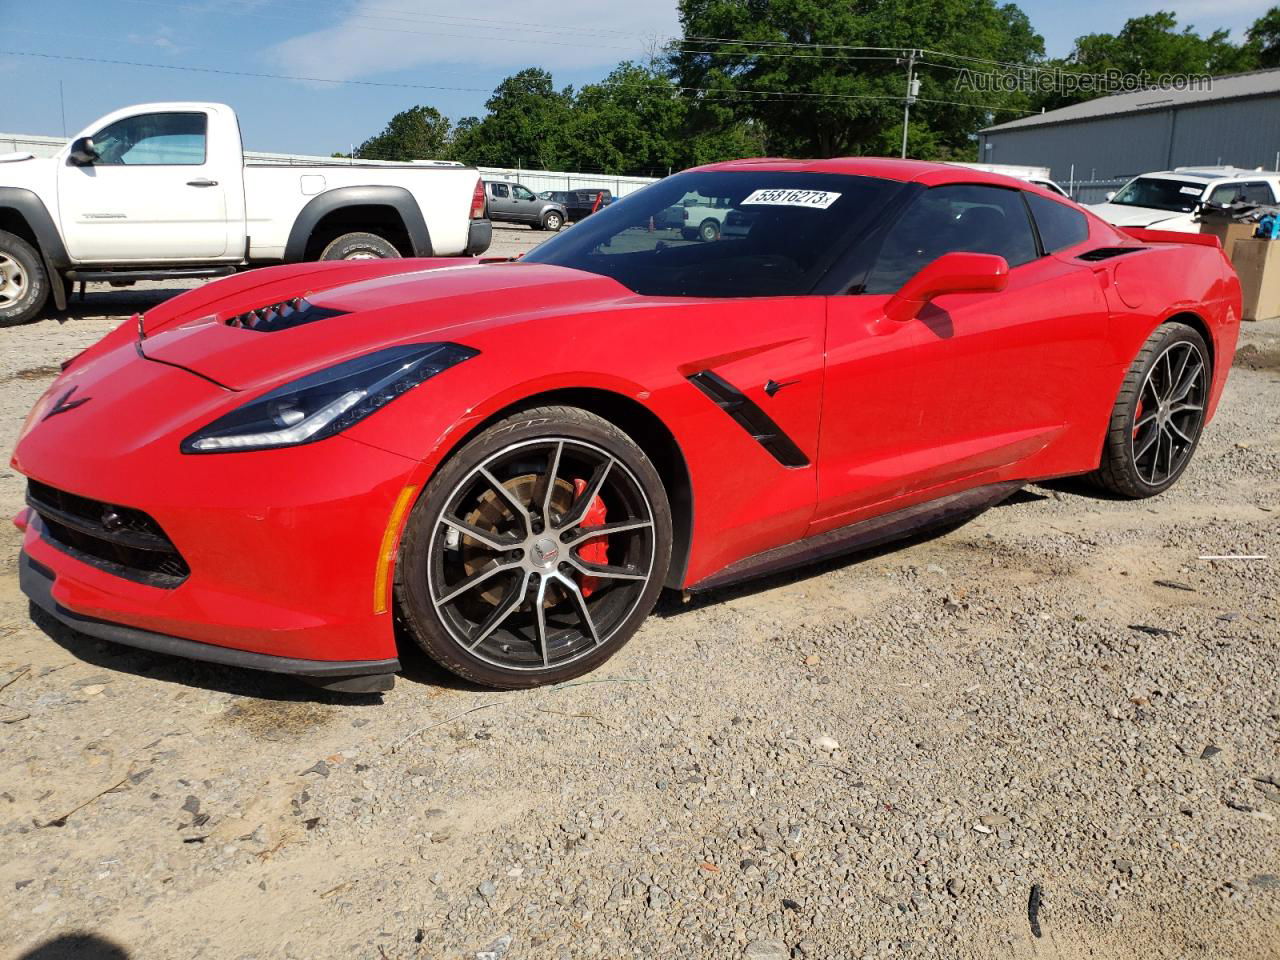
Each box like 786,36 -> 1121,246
0,102 -> 492,326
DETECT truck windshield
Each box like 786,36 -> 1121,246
521,171 -> 900,297
1110,177 -> 1205,213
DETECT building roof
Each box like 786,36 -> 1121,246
981,67 -> 1280,134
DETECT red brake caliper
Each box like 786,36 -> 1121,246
1133,397 -> 1145,439
572,477 -> 608,597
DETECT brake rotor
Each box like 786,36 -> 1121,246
462,474 -> 576,606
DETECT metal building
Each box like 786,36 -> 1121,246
977,68 -> 1280,202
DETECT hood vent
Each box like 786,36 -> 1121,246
225,297 -> 348,333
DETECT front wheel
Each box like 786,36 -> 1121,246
319,232 -> 401,261
397,406 -> 673,689
1093,322 -> 1210,498
0,230 -> 50,327
542,211 -> 564,232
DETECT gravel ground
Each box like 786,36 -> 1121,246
0,236 -> 1277,960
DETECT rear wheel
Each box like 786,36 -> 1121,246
0,230 -> 49,327
699,219 -> 720,242
1094,322 -> 1210,498
397,406 -> 672,689
319,232 -> 401,261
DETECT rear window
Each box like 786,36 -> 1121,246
1027,193 -> 1089,253
522,171 -> 900,297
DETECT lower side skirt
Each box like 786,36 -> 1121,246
689,481 -> 1023,593
19,552 -> 398,692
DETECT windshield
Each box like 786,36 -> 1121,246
521,171 -> 901,297
1110,176 -> 1206,213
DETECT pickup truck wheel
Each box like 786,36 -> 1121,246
319,232 -> 401,261
699,219 -> 720,242
0,231 -> 49,328
542,211 -> 564,232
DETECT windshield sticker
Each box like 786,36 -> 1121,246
741,188 -> 842,209
1179,186 -> 1204,196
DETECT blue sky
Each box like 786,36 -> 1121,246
2,0 -> 1274,156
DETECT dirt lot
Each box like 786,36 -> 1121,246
1,230 -> 1277,960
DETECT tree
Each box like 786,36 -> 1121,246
1036,12 -> 1260,111
1247,6 -> 1280,68
348,105 -> 451,161
563,62 -> 688,175
670,0 -> 1044,159
449,68 -> 574,169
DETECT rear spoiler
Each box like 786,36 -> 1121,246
1119,227 -> 1224,248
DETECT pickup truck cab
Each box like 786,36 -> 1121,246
0,102 -> 492,326
1089,166 -> 1280,233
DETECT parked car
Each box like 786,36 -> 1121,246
13,158 -> 1239,692
485,181 -> 565,231
680,194 -> 735,241
953,162 -> 1069,198
1089,167 -> 1280,232
0,101 -> 491,327
537,189 -> 613,222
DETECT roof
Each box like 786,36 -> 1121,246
694,156 -> 1043,190
1122,168 -> 1280,185
982,67 -> 1280,134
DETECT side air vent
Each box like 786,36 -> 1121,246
687,370 -> 810,468
225,297 -> 348,332
1077,247 -> 1146,262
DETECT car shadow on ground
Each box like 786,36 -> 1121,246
54,286 -> 195,321
654,483 -> 1071,615
17,933 -> 130,960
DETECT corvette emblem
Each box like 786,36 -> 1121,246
43,386 -> 90,420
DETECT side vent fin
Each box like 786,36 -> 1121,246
1077,247 -> 1146,262
686,370 -> 810,468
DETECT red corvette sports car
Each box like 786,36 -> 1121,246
12,158 -> 1240,691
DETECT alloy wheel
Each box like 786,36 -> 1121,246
0,254 -> 28,306
426,438 -> 657,672
1130,340 -> 1207,486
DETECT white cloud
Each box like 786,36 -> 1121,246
268,0 -> 680,83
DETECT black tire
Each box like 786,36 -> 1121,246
318,232 -> 400,261
1093,322 -> 1211,498
0,230 -> 50,327
699,219 -> 720,242
542,211 -> 564,232
397,405 -> 673,689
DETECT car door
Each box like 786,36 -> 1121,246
56,109 -> 230,262
510,184 -> 540,223
812,183 -> 1110,534
487,182 -> 514,221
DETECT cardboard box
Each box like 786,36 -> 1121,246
1198,220 -> 1257,263
1231,238 -> 1280,321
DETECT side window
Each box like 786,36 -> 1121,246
1026,193 -> 1089,253
1207,183 -> 1244,205
490,183 -> 509,199
512,185 -> 535,200
864,184 -> 1039,294
1241,181 -> 1274,203
92,112 -> 207,165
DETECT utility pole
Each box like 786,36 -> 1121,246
900,49 -> 920,159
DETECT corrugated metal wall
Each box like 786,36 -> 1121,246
978,94 -> 1280,191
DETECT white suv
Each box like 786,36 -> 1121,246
1089,166 -> 1280,233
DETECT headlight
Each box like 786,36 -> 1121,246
182,342 -> 477,453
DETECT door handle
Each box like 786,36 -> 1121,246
186,178 -> 218,187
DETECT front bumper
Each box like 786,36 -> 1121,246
20,552 -> 398,691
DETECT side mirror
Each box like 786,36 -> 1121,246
885,252 -> 1009,323
1105,191 -> 1116,202
68,137 -> 99,166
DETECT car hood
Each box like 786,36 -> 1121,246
137,261 -> 634,391
1087,203 -> 1199,232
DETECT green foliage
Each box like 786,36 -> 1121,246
344,105 -> 451,162
343,3 -> 1280,172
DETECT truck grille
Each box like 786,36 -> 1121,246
25,480 -> 190,587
